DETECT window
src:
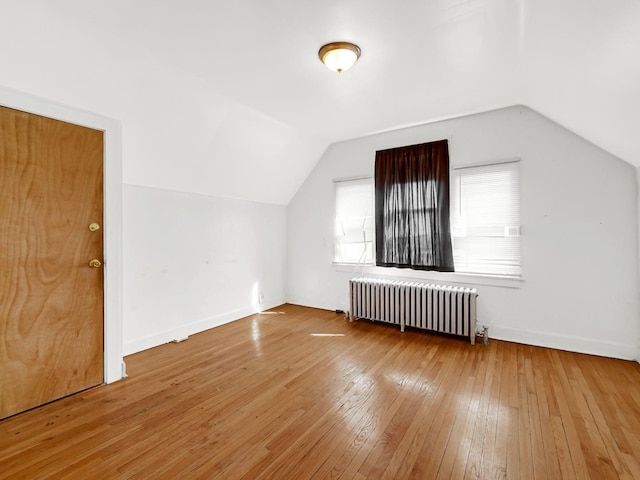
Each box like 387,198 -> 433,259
450,160 -> 521,277
374,140 -> 454,271
334,178 -> 374,264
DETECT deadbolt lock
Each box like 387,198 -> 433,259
88,259 -> 102,268
89,223 -> 100,232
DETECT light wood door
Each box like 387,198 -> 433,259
0,105 -> 104,419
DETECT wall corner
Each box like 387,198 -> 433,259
636,166 -> 640,363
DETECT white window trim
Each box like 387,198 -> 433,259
450,158 -> 522,280
452,157 -> 521,171
332,158 -> 523,289
335,264 -> 523,288
333,176 -> 374,266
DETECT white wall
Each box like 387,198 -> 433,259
287,106 -> 640,360
0,1 -> 326,206
123,185 -> 286,354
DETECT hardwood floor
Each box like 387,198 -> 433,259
1,304 -> 640,479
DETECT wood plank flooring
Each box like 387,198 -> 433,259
1,304 -> 640,479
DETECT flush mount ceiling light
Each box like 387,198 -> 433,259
318,42 -> 361,73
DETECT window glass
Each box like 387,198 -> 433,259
451,160 -> 521,277
334,178 -> 374,264
374,140 -> 453,271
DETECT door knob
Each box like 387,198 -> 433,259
88,259 -> 102,268
89,223 -> 100,232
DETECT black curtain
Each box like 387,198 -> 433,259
375,139 -> 454,272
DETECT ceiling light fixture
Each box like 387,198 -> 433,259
318,42 -> 361,73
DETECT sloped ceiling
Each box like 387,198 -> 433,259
0,0 -> 638,204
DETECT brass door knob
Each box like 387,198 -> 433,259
88,259 -> 102,268
89,223 -> 100,232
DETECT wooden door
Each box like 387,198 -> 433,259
0,105 -> 104,419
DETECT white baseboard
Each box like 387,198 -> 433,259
285,295 -> 337,312
123,298 -> 285,356
124,300 -> 637,362
288,297 -> 638,361
486,324 -> 638,361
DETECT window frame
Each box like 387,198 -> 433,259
332,159 -> 523,288
332,176 -> 374,266
450,158 -> 522,279
374,139 -> 454,272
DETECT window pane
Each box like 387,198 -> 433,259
334,178 -> 374,264
451,161 -> 521,277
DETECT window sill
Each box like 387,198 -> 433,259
333,264 -> 522,289
332,262 -> 375,267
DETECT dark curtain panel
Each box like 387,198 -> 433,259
375,139 -> 454,271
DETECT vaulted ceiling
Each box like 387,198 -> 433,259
1,0 -> 638,204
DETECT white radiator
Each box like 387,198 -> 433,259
349,278 -> 478,344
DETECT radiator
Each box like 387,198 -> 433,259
349,278 -> 479,344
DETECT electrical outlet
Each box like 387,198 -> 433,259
258,292 -> 264,304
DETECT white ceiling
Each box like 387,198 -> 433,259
1,0 -> 639,204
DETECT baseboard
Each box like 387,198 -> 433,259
285,295 -> 338,312
487,324 -> 638,361
124,301 -> 636,361
123,298 -> 284,356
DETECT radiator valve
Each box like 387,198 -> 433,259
476,326 -> 489,345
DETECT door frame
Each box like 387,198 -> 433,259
0,86 -> 124,384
